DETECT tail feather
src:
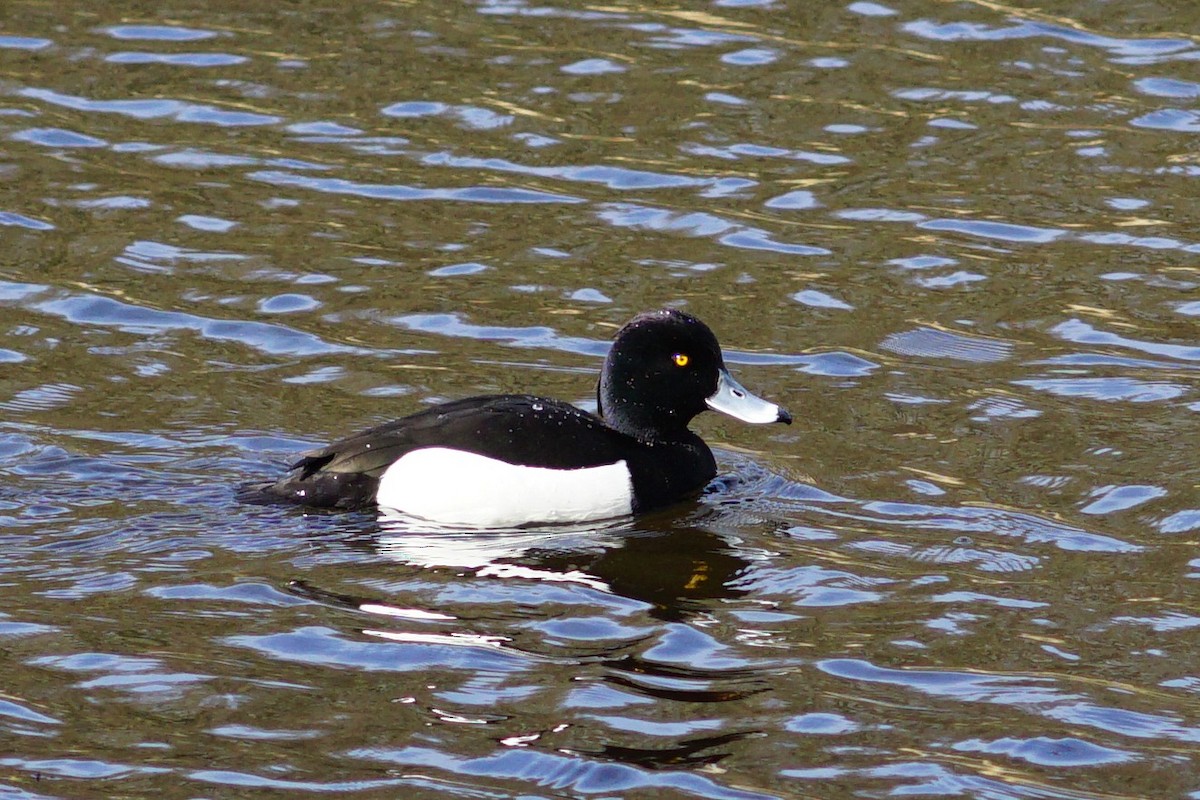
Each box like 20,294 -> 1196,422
236,472 -> 379,510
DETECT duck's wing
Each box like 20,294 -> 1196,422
249,395 -> 631,509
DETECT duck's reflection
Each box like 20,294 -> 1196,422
374,506 -> 755,621
280,505 -> 777,774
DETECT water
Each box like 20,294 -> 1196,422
2,1 -> 1199,797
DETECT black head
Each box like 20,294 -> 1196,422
597,308 -> 791,441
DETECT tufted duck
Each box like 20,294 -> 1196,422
249,308 -> 790,526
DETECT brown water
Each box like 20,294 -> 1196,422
2,1 -> 1199,797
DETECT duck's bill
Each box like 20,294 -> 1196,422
706,368 -> 792,425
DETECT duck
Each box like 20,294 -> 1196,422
250,308 -> 791,526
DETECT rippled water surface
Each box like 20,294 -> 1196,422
3,1 -> 1200,797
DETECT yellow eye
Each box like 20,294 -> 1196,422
673,353 -> 689,367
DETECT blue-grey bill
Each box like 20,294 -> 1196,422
705,368 -> 792,424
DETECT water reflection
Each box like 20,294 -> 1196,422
374,513 -> 757,621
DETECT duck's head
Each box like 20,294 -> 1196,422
597,308 -> 792,440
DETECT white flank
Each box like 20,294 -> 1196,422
376,447 -> 634,527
